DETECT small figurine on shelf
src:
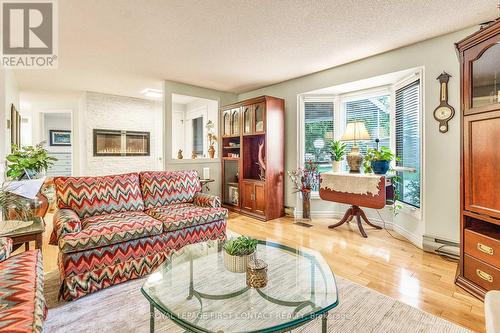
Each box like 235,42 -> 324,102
191,151 -> 197,159
177,149 -> 183,159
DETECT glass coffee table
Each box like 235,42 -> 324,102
142,239 -> 338,333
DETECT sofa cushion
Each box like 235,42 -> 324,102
0,250 -> 46,333
59,211 -> 163,253
54,173 -> 145,219
146,204 -> 228,232
139,170 -> 201,209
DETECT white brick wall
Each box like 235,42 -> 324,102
83,92 -> 162,176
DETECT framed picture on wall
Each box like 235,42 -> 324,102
49,130 -> 71,146
10,104 -> 21,147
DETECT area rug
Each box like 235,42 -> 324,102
43,270 -> 470,333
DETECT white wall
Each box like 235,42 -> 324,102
81,92 -> 163,176
235,26 -> 478,245
0,70 -> 19,181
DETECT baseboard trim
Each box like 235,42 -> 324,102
294,209 -> 423,249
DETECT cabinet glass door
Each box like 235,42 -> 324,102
243,105 -> 253,134
231,108 -> 240,135
223,111 -> 231,137
472,43 -> 500,108
254,102 -> 265,133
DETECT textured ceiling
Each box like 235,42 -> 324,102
14,0 -> 498,100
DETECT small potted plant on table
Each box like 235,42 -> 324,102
363,146 -> 396,175
6,143 -> 56,180
223,236 -> 258,273
330,140 -> 346,172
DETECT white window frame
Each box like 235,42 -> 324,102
392,70 -> 423,218
297,72 -> 423,217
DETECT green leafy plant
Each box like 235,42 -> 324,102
330,140 -> 346,162
0,184 -> 31,220
363,146 -> 398,173
6,143 -> 57,180
223,236 -> 258,256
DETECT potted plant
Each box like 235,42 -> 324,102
206,120 -> 217,158
223,236 -> 258,273
6,143 -> 57,180
363,146 -> 397,175
330,140 -> 346,172
287,160 -> 320,220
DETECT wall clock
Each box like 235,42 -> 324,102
434,72 -> 455,133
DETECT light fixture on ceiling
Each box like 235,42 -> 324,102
140,88 -> 163,99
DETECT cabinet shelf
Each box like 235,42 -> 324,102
223,146 -> 240,149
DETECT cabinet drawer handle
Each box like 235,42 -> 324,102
476,269 -> 493,283
477,243 -> 493,255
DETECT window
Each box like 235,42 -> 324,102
343,94 -> 391,158
192,116 -> 203,156
395,80 -> 420,208
304,100 -> 334,176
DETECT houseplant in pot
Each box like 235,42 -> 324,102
330,140 -> 346,172
6,143 -> 57,180
287,160 -> 320,220
363,146 -> 397,175
223,236 -> 258,273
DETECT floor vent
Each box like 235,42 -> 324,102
293,221 -> 313,228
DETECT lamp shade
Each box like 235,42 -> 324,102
341,122 -> 370,141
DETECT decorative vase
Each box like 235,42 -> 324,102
246,259 -> 268,288
223,251 -> 256,273
346,146 -> 363,173
208,145 -> 215,158
302,190 -> 311,220
332,161 -> 342,173
371,160 -> 390,175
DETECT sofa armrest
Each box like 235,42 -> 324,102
49,209 -> 82,245
0,237 -> 13,262
193,192 -> 221,208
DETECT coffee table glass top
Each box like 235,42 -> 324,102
142,239 -> 338,332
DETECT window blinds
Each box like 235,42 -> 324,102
395,80 -> 420,207
344,95 -> 391,157
304,101 -> 334,167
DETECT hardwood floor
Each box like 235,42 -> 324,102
33,212 -> 484,332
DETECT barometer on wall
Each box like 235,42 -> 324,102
434,72 -> 455,133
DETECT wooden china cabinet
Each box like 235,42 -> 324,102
220,96 -> 285,221
455,20 -> 500,300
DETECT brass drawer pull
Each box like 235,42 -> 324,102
477,243 -> 494,255
476,269 -> 493,283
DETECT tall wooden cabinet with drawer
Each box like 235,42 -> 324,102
455,20 -> 500,299
220,96 -> 284,221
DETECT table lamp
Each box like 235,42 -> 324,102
341,122 -> 370,172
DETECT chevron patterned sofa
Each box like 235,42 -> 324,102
0,237 -> 47,332
49,170 -> 227,300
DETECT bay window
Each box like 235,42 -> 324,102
300,74 -> 421,211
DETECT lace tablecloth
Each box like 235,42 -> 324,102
320,172 -> 382,196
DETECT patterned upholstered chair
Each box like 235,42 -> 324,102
50,171 -> 227,300
0,237 -> 47,332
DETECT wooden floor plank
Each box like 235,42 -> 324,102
34,212 -> 484,332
